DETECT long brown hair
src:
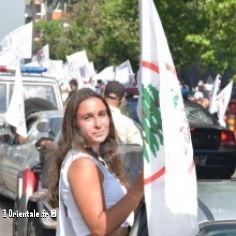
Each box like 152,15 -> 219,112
48,88 -> 129,207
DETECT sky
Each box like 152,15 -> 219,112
0,0 -> 25,41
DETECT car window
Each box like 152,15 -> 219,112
199,224 -> 236,236
9,84 -> 58,110
49,117 -> 63,138
0,84 -> 6,112
184,101 -> 217,125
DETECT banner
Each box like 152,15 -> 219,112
115,59 -> 134,85
5,61 -> 27,137
115,67 -> 130,85
43,59 -> 63,80
94,65 -> 115,82
208,74 -> 221,114
0,22 -> 33,67
66,50 -> 89,66
32,44 -> 50,66
216,81 -> 233,126
66,50 -> 92,83
139,0 -> 198,235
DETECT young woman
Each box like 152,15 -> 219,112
48,88 -> 143,236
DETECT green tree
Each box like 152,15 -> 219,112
34,0 -> 236,79
102,0 -> 139,71
34,20 -> 70,60
156,0 -> 236,76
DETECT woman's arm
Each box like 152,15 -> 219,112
68,158 -> 143,236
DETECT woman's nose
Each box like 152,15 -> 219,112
94,117 -> 102,127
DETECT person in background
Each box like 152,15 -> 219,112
48,88 -> 143,236
66,79 -> 78,103
96,79 -> 106,96
9,126 -> 26,145
194,91 -> 209,109
104,81 -> 143,146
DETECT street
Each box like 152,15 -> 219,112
0,196 -> 14,235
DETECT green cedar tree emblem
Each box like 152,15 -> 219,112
142,84 -> 163,163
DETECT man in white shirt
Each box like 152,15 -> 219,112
104,81 -> 143,146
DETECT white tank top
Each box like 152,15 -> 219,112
56,149 -> 130,236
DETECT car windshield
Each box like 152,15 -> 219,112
0,84 -> 6,112
10,84 -> 58,110
184,101 -> 217,125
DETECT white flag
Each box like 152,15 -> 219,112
66,50 -> 89,66
66,50 -> 91,82
140,1 -> 198,235
32,44 -> 49,66
115,60 -> 134,85
43,59 -> 63,80
94,65 -> 115,82
208,74 -> 221,114
88,62 -> 96,78
115,67 -> 130,85
5,62 -> 27,137
216,81 -> 233,126
0,22 -> 33,67
117,59 -> 133,75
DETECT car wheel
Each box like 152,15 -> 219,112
27,216 -> 54,236
24,98 -> 55,118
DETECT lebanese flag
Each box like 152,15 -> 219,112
139,0 -> 198,235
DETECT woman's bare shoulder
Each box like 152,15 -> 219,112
68,156 -> 99,179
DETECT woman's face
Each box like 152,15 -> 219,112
77,97 -> 110,150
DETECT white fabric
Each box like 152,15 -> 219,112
56,149 -> 129,236
0,22 -> 32,67
109,106 -> 143,146
5,61 -> 27,137
140,0 -> 198,235
209,74 -> 221,114
216,81 -> 233,126
32,44 -> 49,66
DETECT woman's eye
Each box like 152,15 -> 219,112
99,112 -> 107,117
84,116 -> 92,121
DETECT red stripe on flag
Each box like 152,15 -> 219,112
144,167 -> 165,185
188,160 -> 195,173
165,63 -> 177,75
141,61 -> 159,73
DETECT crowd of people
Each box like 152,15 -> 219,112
180,78 -> 236,136
180,79 -> 212,109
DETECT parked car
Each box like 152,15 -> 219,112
226,99 -> 236,138
0,68 -> 64,236
0,71 -> 63,119
125,96 -> 236,179
11,111 -> 63,236
184,100 -> 236,179
129,179 -> 236,236
197,179 -> 236,235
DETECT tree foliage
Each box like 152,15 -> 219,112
156,0 -> 236,78
35,0 -> 236,79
